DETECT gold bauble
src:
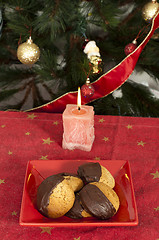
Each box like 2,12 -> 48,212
17,37 -> 40,64
90,55 -> 102,74
142,0 -> 159,22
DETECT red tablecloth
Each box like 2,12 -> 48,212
0,111 -> 159,240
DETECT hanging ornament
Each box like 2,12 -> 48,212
83,40 -> 102,74
82,38 -> 89,50
17,36 -> 40,65
89,55 -> 102,74
81,78 -> 95,98
142,0 -> 159,22
124,39 -> 137,56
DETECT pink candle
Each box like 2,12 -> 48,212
62,88 -> 95,151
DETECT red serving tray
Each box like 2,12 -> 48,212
19,160 -> 138,227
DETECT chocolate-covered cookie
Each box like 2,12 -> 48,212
79,182 -> 119,219
65,193 -> 92,219
57,172 -> 83,192
37,174 -> 75,218
77,162 -> 115,188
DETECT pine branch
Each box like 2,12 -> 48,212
0,89 -> 20,101
17,81 -> 33,109
31,81 -> 43,107
50,0 -> 60,18
1,43 -> 17,58
92,0 -> 109,25
118,5 -> 142,27
41,83 -> 56,98
91,81 -> 159,117
1,0 -> 159,115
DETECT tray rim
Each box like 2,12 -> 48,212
19,159 -> 139,227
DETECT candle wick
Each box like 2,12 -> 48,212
78,106 -> 81,111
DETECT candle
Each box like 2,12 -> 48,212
62,87 -> 95,151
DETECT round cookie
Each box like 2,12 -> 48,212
37,174 -> 75,218
79,182 -> 120,219
77,162 -> 115,188
56,172 -> 83,192
65,193 -> 92,219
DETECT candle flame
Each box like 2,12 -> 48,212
77,87 -> 81,109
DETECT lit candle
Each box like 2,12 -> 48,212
72,87 -> 86,115
62,87 -> 95,151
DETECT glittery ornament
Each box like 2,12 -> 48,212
81,78 -> 95,98
142,0 -> 159,22
124,39 -> 137,56
82,39 -> 89,50
90,55 -> 102,73
17,36 -> 40,65
83,40 -> 102,73
84,40 -> 100,59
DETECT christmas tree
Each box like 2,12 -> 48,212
0,0 -> 159,117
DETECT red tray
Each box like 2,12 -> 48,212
19,160 -> 138,227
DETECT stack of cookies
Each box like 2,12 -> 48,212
36,162 -> 120,220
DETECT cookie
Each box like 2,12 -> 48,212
77,162 -> 115,188
79,182 -> 120,219
65,193 -> 92,219
56,172 -> 83,192
37,174 -> 75,218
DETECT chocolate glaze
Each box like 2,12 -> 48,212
56,172 -> 81,179
65,194 -> 83,219
79,184 -> 116,219
77,162 -> 101,183
37,175 -> 64,217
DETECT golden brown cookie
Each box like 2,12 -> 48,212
77,162 -> 115,188
79,182 -> 120,219
37,174 -> 75,218
57,173 -> 83,192
65,193 -> 92,219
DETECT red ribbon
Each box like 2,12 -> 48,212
30,13 -> 159,113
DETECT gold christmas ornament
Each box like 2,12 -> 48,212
17,36 -> 40,65
90,55 -> 102,74
83,40 -> 102,74
142,0 -> 159,22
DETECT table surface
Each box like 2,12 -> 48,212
0,111 -> 159,240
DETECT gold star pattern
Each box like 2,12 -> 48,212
42,137 -> 54,145
53,121 -> 59,125
99,118 -> 105,123
40,227 -> 53,235
94,157 -> 101,160
25,132 -> 31,135
27,113 -> 37,120
0,179 -> 5,184
8,151 -> 13,155
1,124 -> 6,128
154,206 -> 159,211
126,124 -> 133,129
40,155 -> 48,160
102,137 -> 109,142
137,141 -> 146,147
11,211 -> 17,216
150,170 -> 159,179
74,237 -> 81,240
